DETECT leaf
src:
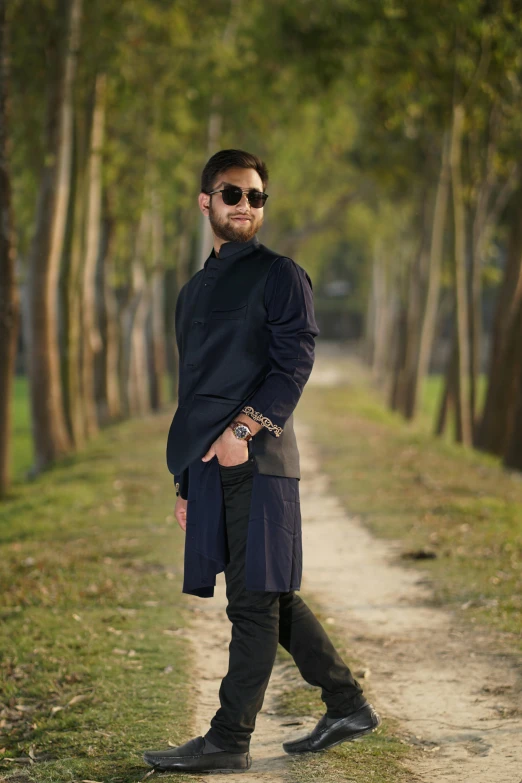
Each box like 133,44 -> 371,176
67,694 -> 90,707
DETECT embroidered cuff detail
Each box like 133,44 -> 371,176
241,406 -> 283,437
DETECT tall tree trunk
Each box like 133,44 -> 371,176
389,304 -> 408,412
122,211 -> 151,416
435,331 -> 457,437
81,73 -> 106,438
413,130 -> 451,416
96,211 -> 121,425
149,194 -> 166,411
26,0 -> 82,471
401,195 -> 431,419
61,104 -> 88,449
449,102 -> 473,446
0,0 -> 20,496
128,262 -> 150,416
478,165 -> 522,455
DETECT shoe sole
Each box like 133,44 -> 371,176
143,755 -> 252,773
144,765 -> 251,774
283,716 -> 381,755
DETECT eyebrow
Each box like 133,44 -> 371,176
215,181 -> 262,191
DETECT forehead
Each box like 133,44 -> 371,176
214,166 -> 264,191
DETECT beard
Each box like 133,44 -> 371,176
209,203 -> 263,244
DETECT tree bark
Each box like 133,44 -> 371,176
478,164 -> 522,455
449,102 -> 473,446
413,130 -> 451,417
122,211 -> 151,417
81,73 -> 106,438
0,0 -> 20,495
61,104 -> 88,449
435,331 -> 457,437
26,0 -> 82,471
148,191 -> 166,411
96,211 -> 121,425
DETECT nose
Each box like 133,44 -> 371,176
235,192 -> 251,212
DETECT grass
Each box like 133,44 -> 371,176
299,359 -> 522,650
0,412 -> 196,783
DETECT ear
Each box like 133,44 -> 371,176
198,191 -> 211,216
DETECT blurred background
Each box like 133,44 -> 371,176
2,0 -> 522,494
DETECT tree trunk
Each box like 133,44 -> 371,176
96,211 -> 121,425
81,73 -> 106,438
122,211 -> 151,416
389,304 -> 408,412
148,193 -> 166,411
128,262 -> 151,416
435,332 -> 457,437
0,0 -> 20,495
401,196 -> 431,419
478,165 -> 522,455
449,102 -> 473,446
26,0 -> 82,472
504,354 -> 522,471
413,130 -> 451,416
61,104 -> 88,449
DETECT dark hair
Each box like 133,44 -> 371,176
201,149 -> 269,193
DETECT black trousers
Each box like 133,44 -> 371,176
204,457 -> 365,754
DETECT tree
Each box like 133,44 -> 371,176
26,0 -> 82,472
0,0 -> 20,495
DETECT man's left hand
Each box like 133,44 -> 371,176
201,427 -> 249,466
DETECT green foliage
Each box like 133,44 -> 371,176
8,0 -> 522,316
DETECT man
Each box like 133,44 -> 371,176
143,150 -> 380,774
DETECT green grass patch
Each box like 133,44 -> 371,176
299,361 -> 522,650
0,413 -> 195,782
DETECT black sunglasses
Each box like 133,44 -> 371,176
207,185 -> 269,209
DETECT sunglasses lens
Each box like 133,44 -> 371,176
221,187 -> 243,206
247,191 -> 267,209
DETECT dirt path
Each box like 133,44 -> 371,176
182,350 -> 522,783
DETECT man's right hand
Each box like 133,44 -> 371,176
175,496 -> 188,531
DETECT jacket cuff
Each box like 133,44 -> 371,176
241,406 -> 283,438
174,469 -> 189,500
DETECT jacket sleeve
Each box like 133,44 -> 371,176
173,284 -> 189,499
241,257 -> 320,438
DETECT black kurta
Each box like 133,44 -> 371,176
169,237 -> 319,597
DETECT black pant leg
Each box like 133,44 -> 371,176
278,590 -> 366,717
205,459 -> 280,753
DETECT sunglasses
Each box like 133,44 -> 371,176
207,185 -> 269,209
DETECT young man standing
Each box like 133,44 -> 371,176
143,150 -> 379,773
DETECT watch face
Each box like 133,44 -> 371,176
234,424 -> 249,439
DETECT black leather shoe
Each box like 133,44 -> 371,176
143,735 -> 251,773
283,702 -> 380,754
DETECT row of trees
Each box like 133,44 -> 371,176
1,0 -> 522,497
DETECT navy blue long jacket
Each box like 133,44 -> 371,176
170,236 -> 319,597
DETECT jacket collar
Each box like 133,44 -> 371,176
204,235 -> 260,268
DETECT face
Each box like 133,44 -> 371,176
198,166 -> 265,245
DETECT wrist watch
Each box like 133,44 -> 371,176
229,420 -> 253,441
